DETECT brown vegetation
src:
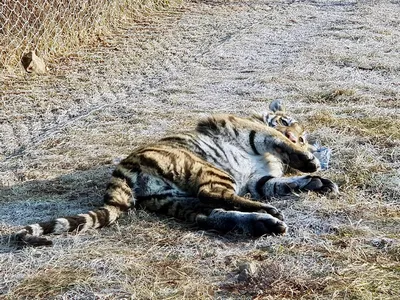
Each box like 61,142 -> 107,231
0,0 -> 182,71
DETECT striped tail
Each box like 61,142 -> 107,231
15,166 -> 134,247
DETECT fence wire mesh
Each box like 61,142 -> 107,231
0,0 -> 171,71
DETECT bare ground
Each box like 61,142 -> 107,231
1,0 -> 399,299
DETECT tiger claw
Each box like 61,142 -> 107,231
302,176 -> 339,194
259,204 -> 284,221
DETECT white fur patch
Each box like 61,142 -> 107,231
88,211 -> 99,228
77,214 -> 92,232
29,224 -> 44,236
53,218 -> 70,234
106,206 -> 120,224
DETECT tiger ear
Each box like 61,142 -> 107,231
269,99 -> 285,112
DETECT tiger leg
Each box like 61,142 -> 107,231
137,194 -> 208,222
197,183 -> 284,220
134,172 -> 286,233
249,175 -> 339,199
138,193 -> 286,236
272,137 -> 321,173
138,191 -> 287,236
196,209 -> 287,236
131,171 -> 207,222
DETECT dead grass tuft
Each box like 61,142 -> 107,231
387,244 -> 400,262
306,89 -> 357,104
307,111 -> 400,142
325,264 -> 400,299
220,257 -> 329,299
121,256 -> 214,299
379,98 -> 400,109
5,267 -> 93,299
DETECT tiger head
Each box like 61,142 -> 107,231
254,100 -> 308,147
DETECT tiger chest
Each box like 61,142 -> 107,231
204,143 -> 269,194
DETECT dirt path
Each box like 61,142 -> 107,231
1,0 -> 399,298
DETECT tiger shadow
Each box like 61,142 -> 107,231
0,165 -> 110,251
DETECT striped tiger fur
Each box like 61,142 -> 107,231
15,101 -> 338,246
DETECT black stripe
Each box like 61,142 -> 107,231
88,211 -> 97,224
203,170 -> 234,183
196,118 -> 219,135
202,140 -> 222,158
137,193 -> 175,202
25,226 -> 33,234
213,142 -> 229,160
233,127 -> 239,137
95,207 -> 110,228
249,130 -> 260,155
159,136 -> 187,144
184,159 -> 192,182
200,138 -> 228,161
230,150 -> 241,165
38,220 -> 58,234
62,216 -> 87,232
255,176 -> 274,197
140,156 -> 172,180
198,180 -> 234,191
120,160 -> 141,172
196,168 -> 203,179
103,192 -> 114,204
112,168 -> 134,189
191,139 -> 212,160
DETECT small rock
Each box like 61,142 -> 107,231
21,50 -> 47,74
370,237 -> 394,249
237,261 -> 258,281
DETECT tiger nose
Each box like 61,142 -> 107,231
285,131 -> 297,143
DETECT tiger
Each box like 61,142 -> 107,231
15,100 -> 338,246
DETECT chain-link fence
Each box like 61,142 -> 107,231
0,0 -> 173,72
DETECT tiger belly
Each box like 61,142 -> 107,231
199,141 -> 285,196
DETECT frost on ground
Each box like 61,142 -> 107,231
1,0 -> 399,299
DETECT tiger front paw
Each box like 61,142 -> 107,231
298,175 -> 339,194
263,175 -> 338,197
274,145 -> 320,173
288,150 -> 320,173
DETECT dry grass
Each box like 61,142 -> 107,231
307,111 -> 400,142
5,267 -> 94,299
0,0 -> 184,72
1,0 -> 399,299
